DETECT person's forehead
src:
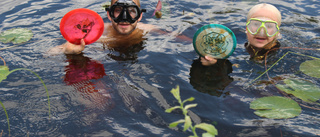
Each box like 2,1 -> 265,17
250,8 -> 279,22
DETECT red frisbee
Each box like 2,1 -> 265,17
60,8 -> 104,45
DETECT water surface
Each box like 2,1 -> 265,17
0,0 -> 320,136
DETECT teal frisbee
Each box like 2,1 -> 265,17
193,24 -> 237,59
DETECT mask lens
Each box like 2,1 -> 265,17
265,22 -> 278,36
113,6 -> 123,18
127,6 -> 138,19
247,20 -> 262,34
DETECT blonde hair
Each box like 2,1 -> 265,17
247,3 -> 281,26
111,0 -> 141,7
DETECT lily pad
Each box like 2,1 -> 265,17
300,59 -> 320,78
0,65 -> 10,83
250,96 -> 301,119
101,2 -> 111,9
0,28 -> 33,44
276,78 -> 320,103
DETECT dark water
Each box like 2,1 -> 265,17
1,0 -> 320,136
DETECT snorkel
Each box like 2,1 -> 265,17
105,0 -> 146,24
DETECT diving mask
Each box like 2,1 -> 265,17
106,0 -> 146,24
246,18 -> 280,37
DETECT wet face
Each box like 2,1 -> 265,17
108,0 -> 142,35
246,8 -> 280,49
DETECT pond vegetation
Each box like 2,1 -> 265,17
0,30 -> 50,136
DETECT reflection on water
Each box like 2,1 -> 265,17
189,58 -> 233,97
0,0 -> 320,136
64,54 -> 113,110
105,41 -> 145,62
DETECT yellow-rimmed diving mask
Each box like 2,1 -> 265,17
246,18 -> 279,37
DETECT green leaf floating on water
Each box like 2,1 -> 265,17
250,96 -> 301,119
0,65 -> 10,83
0,28 -> 33,44
101,2 -> 111,9
276,78 -> 320,104
300,59 -> 320,78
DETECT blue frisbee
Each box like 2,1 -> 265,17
193,24 -> 237,59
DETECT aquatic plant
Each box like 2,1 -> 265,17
166,86 -> 218,137
248,48 -> 320,119
299,59 -> 320,78
0,28 -> 33,44
0,28 -> 34,51
276,78 -> 320,104
0,101 -> 9,137
0,56 -> 51,136
101,2 -> 111,9
250,96 -> 301,119
248,50 -> 320,86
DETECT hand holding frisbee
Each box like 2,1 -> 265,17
60,8 -> 104,45
193,24 -> 237,59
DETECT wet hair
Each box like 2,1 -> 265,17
111,0 -> 141,7
247,3 -> 281,26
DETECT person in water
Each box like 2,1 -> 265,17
200,3 -> 282,65
49,0 -> 155,55
189,3 -> 282,95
